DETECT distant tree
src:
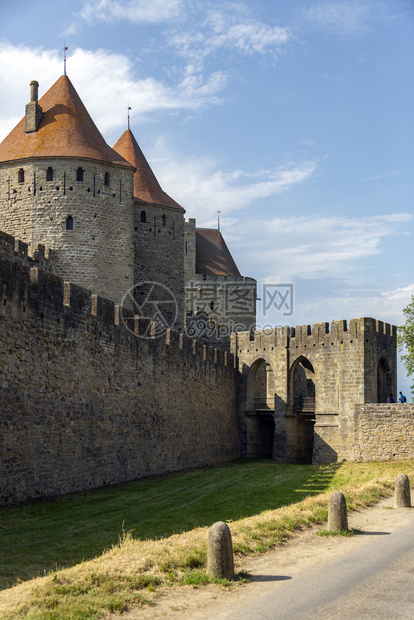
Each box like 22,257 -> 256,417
398,295 -> 414,398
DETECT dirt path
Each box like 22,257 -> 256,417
115,495 -> 413,620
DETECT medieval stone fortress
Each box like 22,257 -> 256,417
0,73 -> 411,506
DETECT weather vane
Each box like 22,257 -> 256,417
127,104 -> 132,130
64,43 -> 68,76
218,210 -> 221,232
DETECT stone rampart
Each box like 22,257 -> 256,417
353,404 -> 414,461
0,233 -> 239,505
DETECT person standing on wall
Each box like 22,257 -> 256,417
398,391 -> 407,403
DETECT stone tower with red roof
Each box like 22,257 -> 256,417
0,74 -> 255,335
0,76 -> 135,304
113,128 -> 186,328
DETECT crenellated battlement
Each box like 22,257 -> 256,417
0,230 -> 54,267
0,245 -> 235,373
190,274 -> 256,284
231,317 -> 396,355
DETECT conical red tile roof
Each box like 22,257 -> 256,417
0,75 -> 133,168
113,129 -> 184,212
196,229 -> 241,276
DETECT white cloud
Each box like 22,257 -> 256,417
67,48 -> 228,136
149,139 -> 317,219
362,168 -> 408,182
169,8 -> 291,70
75,0 -> 186,26
0,42 -> 228,142
315,283 -> 414,327
382,284 -> 414,302
238,213 -> 412,282
303,1 -> 390,38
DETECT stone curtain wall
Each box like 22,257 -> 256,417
0,238 -> 239,505
0,159 -> 135,305
353,404 -> 414,461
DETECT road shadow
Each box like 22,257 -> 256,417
356,531 -> 390,536
249,575 -> 292,582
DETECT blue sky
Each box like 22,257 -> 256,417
1,0 -> 413,391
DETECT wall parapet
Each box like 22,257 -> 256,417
0,236 -> 234,373
0,230 -> 54,268
231,317 -> 397,355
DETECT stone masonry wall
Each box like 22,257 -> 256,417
0,158 -> 135,304
231,319 -> 397,465
184,219 -> 257,348
353,404 -> 414,460
0,236 -> 239,505
134,202 -> 184,330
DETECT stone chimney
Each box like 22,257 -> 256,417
25,80 -> 43,133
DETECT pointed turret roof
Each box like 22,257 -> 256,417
0,75 -> 133,168
113,129 -> 184,212
195,229 -> 241,276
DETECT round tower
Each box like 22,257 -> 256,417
0,76 -> 135,304
113,128 -> 186,329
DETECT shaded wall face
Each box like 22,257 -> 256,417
377,359 -> 393,403
255,361 -> 267,402
0,159 -> 135,304
185,275 -> 257,347
0,256 -> 239,506
363,321 -> 397,404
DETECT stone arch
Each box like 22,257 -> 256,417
288,355 -> 316,414
245,358 -> 275,459
286,355 -> 316,464
377,357 -> 392,403
246,357 -> 275,412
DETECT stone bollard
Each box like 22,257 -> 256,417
328,491 -> 348,531
207,521 -> 234,579
394,474 -> 411,508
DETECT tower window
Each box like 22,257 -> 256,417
162,214 -> 166,227
76,167 -> 84,182
104,172 -> 110,187
17,169 -> 24,183
140,210 -> 147,223
66,215 -> 74,231
46,167 -> 54,182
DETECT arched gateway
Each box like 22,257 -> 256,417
245,358 -> 275,458
231,318 -> 397,464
